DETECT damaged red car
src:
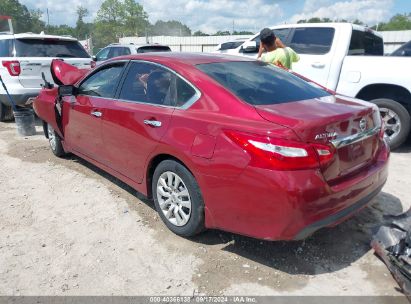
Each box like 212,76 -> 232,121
33,53 -> 389,240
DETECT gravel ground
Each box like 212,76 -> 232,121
0,120 -> 410,297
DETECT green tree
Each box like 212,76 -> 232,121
93,0 -> 149,49
233,30 -> 254,35
151,20 -> 191,36
0,0 -> 45,33
214,30 -> 231,36
377,13 -> 411,31
75,6 -> 92,39
192,30 -> 209,36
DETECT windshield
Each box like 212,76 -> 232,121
15,38 -> 90,58
196,61 -> 330,105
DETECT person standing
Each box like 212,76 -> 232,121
257,28 -> 299,70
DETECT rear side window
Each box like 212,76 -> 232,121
197,61 -> 330,105
0,39 -> 13,57
348,30 -> 384,56
15,39 -> 90,58
109,47 -> 131,58
176,77 -> 196,107
78,63 -> 125,98
289,27 -> 335,55
136,46 -> 171,53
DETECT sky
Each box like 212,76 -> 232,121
19,0 -> 411,33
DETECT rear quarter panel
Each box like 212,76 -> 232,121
336,56 -> 411,98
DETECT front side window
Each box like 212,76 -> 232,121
95,47 -> 110,61
78,63 -> 125,98
289,27 -> 335,55
197,61 -> 330,105
348,30 -> 383,56
15,39 -> 90,58
391,41 -> 411,56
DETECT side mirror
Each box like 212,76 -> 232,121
242,41 -> 258,53
92,55 -> 97,61
58,85 -> 76,96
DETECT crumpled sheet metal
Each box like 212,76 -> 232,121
372,209 -> 411,300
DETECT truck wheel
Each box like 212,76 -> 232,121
0,103 -> 13,122
47,123 -> 66,157
371,98 -> 410,150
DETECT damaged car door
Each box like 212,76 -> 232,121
63,62 -> 126,163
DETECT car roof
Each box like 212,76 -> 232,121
0,32 -> 78,41
114,52 -> 255,65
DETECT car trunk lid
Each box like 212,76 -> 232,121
255,95 -> 382,182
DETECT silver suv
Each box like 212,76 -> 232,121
93,43 -> 171,65
0,32 -> 92,121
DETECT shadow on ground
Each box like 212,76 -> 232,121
68,153 -> 404,276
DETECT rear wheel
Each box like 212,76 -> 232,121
47,123 -> 66,157
152,160 -> 205,237
372,98 -> 410,150
0,103 -> 13,122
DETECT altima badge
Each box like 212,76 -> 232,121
315,132 -> 338,140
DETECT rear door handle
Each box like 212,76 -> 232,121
91,111 -> 102,117
144,120 -> 162,127
311,62 -> 325,68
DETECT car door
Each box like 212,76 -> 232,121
99,61 -> 176,183
63,62 -> 126,163
288,27 -> 336,88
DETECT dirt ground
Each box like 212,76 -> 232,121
0,119 -> 410,297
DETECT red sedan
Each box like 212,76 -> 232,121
33,53 -> 389,240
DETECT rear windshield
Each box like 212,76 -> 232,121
15,38 -> 90,58
196,61 -> 330,105
137,46 -> 171,53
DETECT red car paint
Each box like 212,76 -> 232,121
33,53 -> 389,240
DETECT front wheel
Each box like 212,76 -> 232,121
47,123 -> 66,157
371,98 -> 410,150
152,160 -> 205,237
0,103 -> 13,122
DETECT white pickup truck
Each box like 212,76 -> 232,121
225,23 -> 411,149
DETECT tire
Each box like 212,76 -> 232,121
46,123 -> 66,157
0,103 -> 13,122
371,98 -> 411,150
152,159 -> 205,237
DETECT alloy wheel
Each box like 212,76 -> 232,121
156,171 -> 191,226
380,107 -> 401,142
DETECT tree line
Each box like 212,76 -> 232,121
1,0 -> 410,53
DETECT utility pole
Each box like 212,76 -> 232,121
232,20 -> 234,35
46,9 -> 50,31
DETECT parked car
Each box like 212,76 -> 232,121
92,43 -> 171,65
224,23 -> 411,149
390,40 -> 411,57
33,53 -> 389,241
0,32 -> 92,121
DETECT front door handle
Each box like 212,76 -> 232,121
91,111 -> 102,117
144,119 -> 162,127
311,62 -> 325,69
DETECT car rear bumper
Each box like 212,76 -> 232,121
202,139 -> 390,241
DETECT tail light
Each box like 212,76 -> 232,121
90,61 -> 96,69
225,131 -> 335,171
2,60 -> 21,76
